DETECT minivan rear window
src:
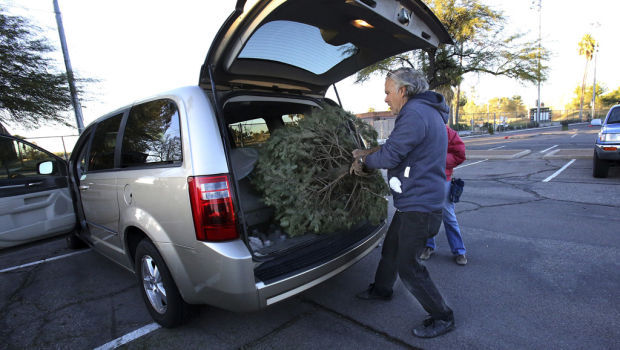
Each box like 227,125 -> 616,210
238,20 -> 358,75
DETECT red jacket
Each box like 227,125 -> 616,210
446,126 -> 466,181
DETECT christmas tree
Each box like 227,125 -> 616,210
253,104 -> 389,237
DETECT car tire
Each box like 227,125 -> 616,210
135,239 -> 189,328
66,231 -> 87,249
593,151 -> 609,178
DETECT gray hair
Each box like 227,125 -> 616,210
387,68 -> 429,98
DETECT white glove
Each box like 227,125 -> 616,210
389,177 -> 402,193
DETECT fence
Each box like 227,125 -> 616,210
449,108 -> 610,134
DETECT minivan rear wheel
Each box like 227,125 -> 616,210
135,239 -> 189,328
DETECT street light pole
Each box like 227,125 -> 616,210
53,0 -> 84,133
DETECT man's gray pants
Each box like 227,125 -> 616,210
373,210 -> 454,321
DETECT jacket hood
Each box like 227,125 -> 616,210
410,91 -> 450,123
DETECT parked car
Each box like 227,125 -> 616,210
0,135 -> 76,249
13,0 -> 451,327
593,104 -> 620,177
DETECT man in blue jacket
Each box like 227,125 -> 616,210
352,68 -> 455,338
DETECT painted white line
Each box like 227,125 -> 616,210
455,159 -> 488,169
488,146 -> 505,150
542,159 -> 576,182
571,134 -> 578,138
0,249 -> 91,273
540,145 -> 558,153
94,323 -> 161,350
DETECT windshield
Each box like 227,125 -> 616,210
238,20 -> 358,75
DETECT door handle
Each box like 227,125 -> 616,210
79,185 -> 90,191
28,181 -> 43,187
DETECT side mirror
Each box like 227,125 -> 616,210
590,118 -> 602,126
37,160 -> 56,175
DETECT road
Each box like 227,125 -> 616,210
1,123 -> 618,349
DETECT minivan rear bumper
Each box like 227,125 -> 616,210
168,222 -> 386,312
256,222 -> 387,309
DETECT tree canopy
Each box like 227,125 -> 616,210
0,7 -> 75,129
599,87 -> 620,107
462,95 -> 527,116
355,0 -> 550,93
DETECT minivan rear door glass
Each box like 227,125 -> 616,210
202,0 -> 452,95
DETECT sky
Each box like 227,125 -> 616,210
3,0 -> 620,151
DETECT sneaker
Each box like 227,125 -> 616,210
419,247 -> 434,260
412,317 -> 455,338
455,254 -> 467,265
355,283 -> 392,301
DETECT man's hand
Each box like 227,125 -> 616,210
350,146 -> 379,176
349,158 -> 364,176
352,146 -> 380,162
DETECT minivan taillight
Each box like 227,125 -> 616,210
188,175 -> 238,242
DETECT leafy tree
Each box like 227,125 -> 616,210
577,34 -> 596,120
354,0 -> 549,124
0,7 -> 76,129
565,84 -> 605,112
599,86 -> 620,108
463,95 -> 526,116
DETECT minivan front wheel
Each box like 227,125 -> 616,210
135,239 -> 189,328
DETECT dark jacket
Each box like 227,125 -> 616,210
445,126 -> 466,181
365,91 -> 449,212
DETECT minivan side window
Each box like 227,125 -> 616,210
88,114 -> 123,171
121,99 -> 182,168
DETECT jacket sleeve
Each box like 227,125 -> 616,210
364,109 -> 426,170
446,127 -> 466,170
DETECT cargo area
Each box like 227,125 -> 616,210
222,96 -> 383,279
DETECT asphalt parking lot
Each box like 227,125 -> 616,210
1,124 -> 619,349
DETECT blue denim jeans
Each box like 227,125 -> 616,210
373,210 -> 454,321
426,180 -> 466,255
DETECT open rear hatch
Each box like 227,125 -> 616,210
202,0 -> 452,279
200,0 -> 452,95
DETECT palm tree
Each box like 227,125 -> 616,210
578,34 -> 596,120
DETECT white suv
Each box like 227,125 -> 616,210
61,0 -> 452,327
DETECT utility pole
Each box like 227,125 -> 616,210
536,0 -> 542,125
53,0 -> 84,133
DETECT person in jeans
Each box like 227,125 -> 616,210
351,68 -> 455,339
419,125 -> 467,265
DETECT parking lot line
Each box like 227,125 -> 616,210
94,323 -> 161,350
455,159 -> 488,169
0,249 -> 91,273
540,145 -> 558,153
488,146 -> 505,150
542,159 -> 576,182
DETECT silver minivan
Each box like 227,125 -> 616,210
65,0 -> 451,327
